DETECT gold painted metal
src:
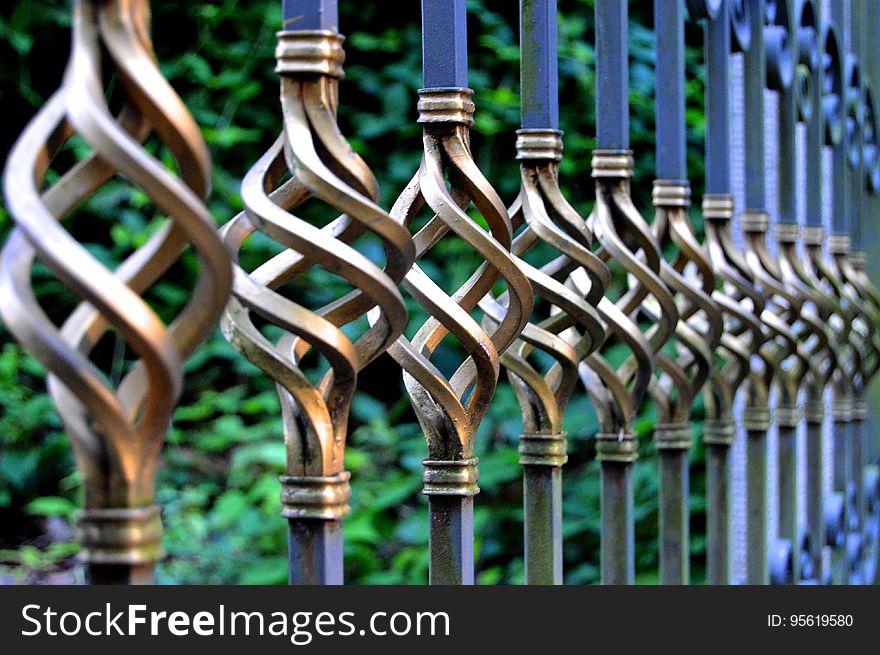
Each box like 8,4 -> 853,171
386,87 -> 532,584
701,194 -> 767,584
739,210 -> 820,584
576,150 -> 678,584
220,29 -> 415,584
0,0 -> 232,584
648,180 -> 723,584
482,129 -> 608,584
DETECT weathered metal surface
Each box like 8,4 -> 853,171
488,0 -> 608,585
0,0 -> 231,584
583,0 -> 678,585
220,1 -> 415,584
383,0 -> 532,585
701,0 -> 767,584
650,0 -> 723,585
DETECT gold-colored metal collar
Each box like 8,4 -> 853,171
280,472 -> 352,521
739,210 -> 769,233
701,194 -> 735,220
275,30 -> 346,78
515,128 -> 563,161
652,180 -> 691,207
591,149 -> 634,178
417,87 -> 476,126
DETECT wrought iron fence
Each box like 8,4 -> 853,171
2,0 -> 880,585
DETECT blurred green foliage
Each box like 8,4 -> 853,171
0,0 -> 711,584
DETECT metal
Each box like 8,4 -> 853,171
699,0 -> 765,585
835,0 -> 880,583
581,0 -> 678,585
736,0 -> 818,585
220,0 -> 415,585
489,0 -> 608,585
770,0 -> 835,584
385,0 -> 532,585
649,0 -> 723,585
0,0 -> 232,584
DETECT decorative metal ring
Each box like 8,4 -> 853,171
828,234 -> 851,255
422,458 -> 480,497
801,225 -> 824,245
77,505 -> 163,566
280,472 -> 352,520
275,30 -> 345,78
417,87 -> 476,126
519,432 -> 569,467
515,128 -> 563,162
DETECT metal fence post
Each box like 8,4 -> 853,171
384,0 -> 532,585
497,0 -> 608,585
220,0 -> 415,585
700,0 -> 763,585
587,0 -> 677,585
770,0 -> 834,584
0,0 -> 232,584
649,0 -> 724,585
736,0 -> 808,585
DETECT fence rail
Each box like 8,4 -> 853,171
2,0 -> 880,585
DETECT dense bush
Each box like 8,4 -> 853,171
0,0 -> 710,584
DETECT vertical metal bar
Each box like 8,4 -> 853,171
523,465 -> 563,584
743,0 -> 767,211
422,0 -> 467,88
520,0 -> 558,130
428,496 -> 475,585
282,0 -> 337,30
746,422 -> 770,584
829,0 -> 854,585
702,0 -> 735,585
420,0 -> 473,586
595,0 -> 629,149
601,461 -> 635,585
518,0 -> 566,584
777,425 -> 799,580
705,1 -> 732,194
801,12 -> 837,584
655,0 -> 686,180
593,0 -> 641,586
741,0 -> 770,586
653,0 -> 715,586
658,448 -> 689,584
805,420 -> 826,580
288,520 -> 344,585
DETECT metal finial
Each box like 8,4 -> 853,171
220,23 -> 415,585
0,0 -> 232,584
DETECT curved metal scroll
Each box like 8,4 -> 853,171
0,0 -> 232,584
220,29 -> 415,584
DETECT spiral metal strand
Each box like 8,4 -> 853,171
0,0 -> 231,584
220,27 -> 415,585
577,150 -> 678,585
385,87 -> 532,584
482,129 -> 607,584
